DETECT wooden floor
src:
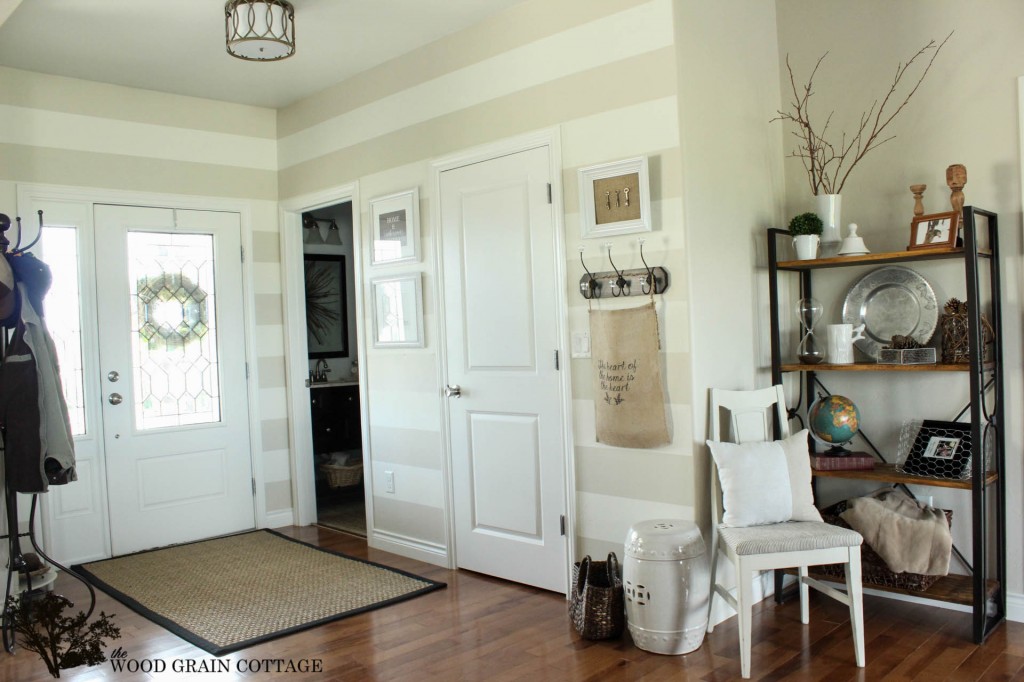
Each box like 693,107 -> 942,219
3,525 -> 1022,681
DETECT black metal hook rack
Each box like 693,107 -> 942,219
578,240 -> 670,299
0,210 -> 96,654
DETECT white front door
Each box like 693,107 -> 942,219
94,205 -> 254,555
439,145 -> 567,593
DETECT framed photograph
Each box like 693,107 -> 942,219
578,156 -> 652,238
304,254 -> 348,359
370,188 -> 420,266
371,273 -> 424,348
908,211 -> 960,250
901,420 -> 973,479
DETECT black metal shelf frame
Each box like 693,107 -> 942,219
765,206 -> 1006,644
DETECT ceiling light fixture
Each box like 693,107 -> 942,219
225,0 -> 295,61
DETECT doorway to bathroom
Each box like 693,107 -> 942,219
301,201 -> 366,536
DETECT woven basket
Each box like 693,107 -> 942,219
569,553 -> 624,640
817,500 -> 952,591
319,462 -> 363,489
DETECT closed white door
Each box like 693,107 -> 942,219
94,205 -> 254,555
439,146 -> 567,593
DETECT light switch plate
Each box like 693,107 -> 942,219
571,332 -> 591,358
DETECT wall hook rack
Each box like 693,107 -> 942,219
577,240 -> 670,299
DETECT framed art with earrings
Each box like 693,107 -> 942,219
578,156 -> 652,239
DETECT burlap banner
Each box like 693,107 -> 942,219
589,303 -> 669,448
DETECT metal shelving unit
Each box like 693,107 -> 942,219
765,206 -> 1005,643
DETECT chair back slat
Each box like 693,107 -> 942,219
708,386 -> 789,527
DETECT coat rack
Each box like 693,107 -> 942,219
578,239 -> 670,299
0,211 -> 95,654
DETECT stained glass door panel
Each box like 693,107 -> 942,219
127,232 -> 221,430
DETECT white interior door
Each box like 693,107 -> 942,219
94,205 -> 254,555
440,145 -> 567,593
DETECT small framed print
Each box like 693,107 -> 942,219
578,156 -> 652,238
370,188 -> 420,266
371,273 -> 424,348
901,420 -> 973,479
908,211 -> 960,250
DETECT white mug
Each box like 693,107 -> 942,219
826,323 -> 866,364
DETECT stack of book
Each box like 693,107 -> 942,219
810,453 -> 876,471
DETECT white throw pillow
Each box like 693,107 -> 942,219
707,429 -> 822,527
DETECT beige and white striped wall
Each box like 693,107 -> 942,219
277,0 -> 703,558
0,65 -> 296,529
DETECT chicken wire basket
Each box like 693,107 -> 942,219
895,419 -> 993,481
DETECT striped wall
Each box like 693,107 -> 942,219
0,66 -> 296,540
277,0 -> 700,558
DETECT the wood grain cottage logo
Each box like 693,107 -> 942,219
108,647 -> 324,674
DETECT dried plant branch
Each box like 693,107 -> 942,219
772,32 -> 952,195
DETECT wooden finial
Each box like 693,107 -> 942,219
946,164 -> 967,215
909,184 -> 927,217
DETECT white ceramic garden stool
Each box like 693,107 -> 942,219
623,519 -> 709,655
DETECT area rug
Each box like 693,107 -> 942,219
73,529 -> 445,656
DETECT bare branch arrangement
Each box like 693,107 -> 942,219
772,32 -> 952,196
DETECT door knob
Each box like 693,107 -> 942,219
108,393 -> 123,405
444,384 -> 462,399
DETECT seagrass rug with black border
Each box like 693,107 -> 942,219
72,529 -> 445,656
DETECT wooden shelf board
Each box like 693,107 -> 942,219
812,463 -> 997,489
777,247 -> 991,270
781,362 -> 973,372
787,568 -> 999,606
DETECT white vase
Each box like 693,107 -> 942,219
792,234 -> 819,260
815,194 -> 842,257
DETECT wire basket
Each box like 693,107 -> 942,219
319,462 -> 363,489
895,419 -> 992,481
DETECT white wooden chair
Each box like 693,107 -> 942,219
706,386 -> 865,679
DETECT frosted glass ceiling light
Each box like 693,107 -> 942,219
225,0 -> 295,61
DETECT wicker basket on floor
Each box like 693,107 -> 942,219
319,462 -> 363,489
817,499 -> 952,592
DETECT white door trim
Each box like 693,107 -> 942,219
429,128 -> 577,583
278,183 -> 367,528
14,181 -> 263,558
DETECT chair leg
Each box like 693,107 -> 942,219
706,534 -> 720,633
798,565 -> 810,624
737,564 -> 753,679
845,547 -> 866,667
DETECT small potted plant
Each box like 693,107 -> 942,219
789,212 -> 823,260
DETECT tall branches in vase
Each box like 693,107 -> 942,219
772,32 -> 952,196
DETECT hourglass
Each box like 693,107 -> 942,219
796,297 -> 824,364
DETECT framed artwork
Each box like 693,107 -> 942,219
578,156 -> 652,238
370,188 -> 420,266
901,420 -> 973,479
908,211 -> 960,250
371,273 -> 424,348
304,254 -> 348,359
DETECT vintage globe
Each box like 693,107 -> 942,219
808,394 -> 860,449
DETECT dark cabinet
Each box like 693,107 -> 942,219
310,384 -> 361,455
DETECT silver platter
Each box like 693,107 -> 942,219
841,266 -> 938,359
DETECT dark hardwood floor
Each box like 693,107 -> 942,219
3,525 -> 1021,680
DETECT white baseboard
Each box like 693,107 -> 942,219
262,508 -> 295,529
1008,592 -> 1024,623
370,530 -> 448,568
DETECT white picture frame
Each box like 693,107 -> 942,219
578,156 -> 652,238
370,188 -> 420,265
371,273 -> 424,348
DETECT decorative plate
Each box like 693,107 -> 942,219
841,266 -> 938,359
